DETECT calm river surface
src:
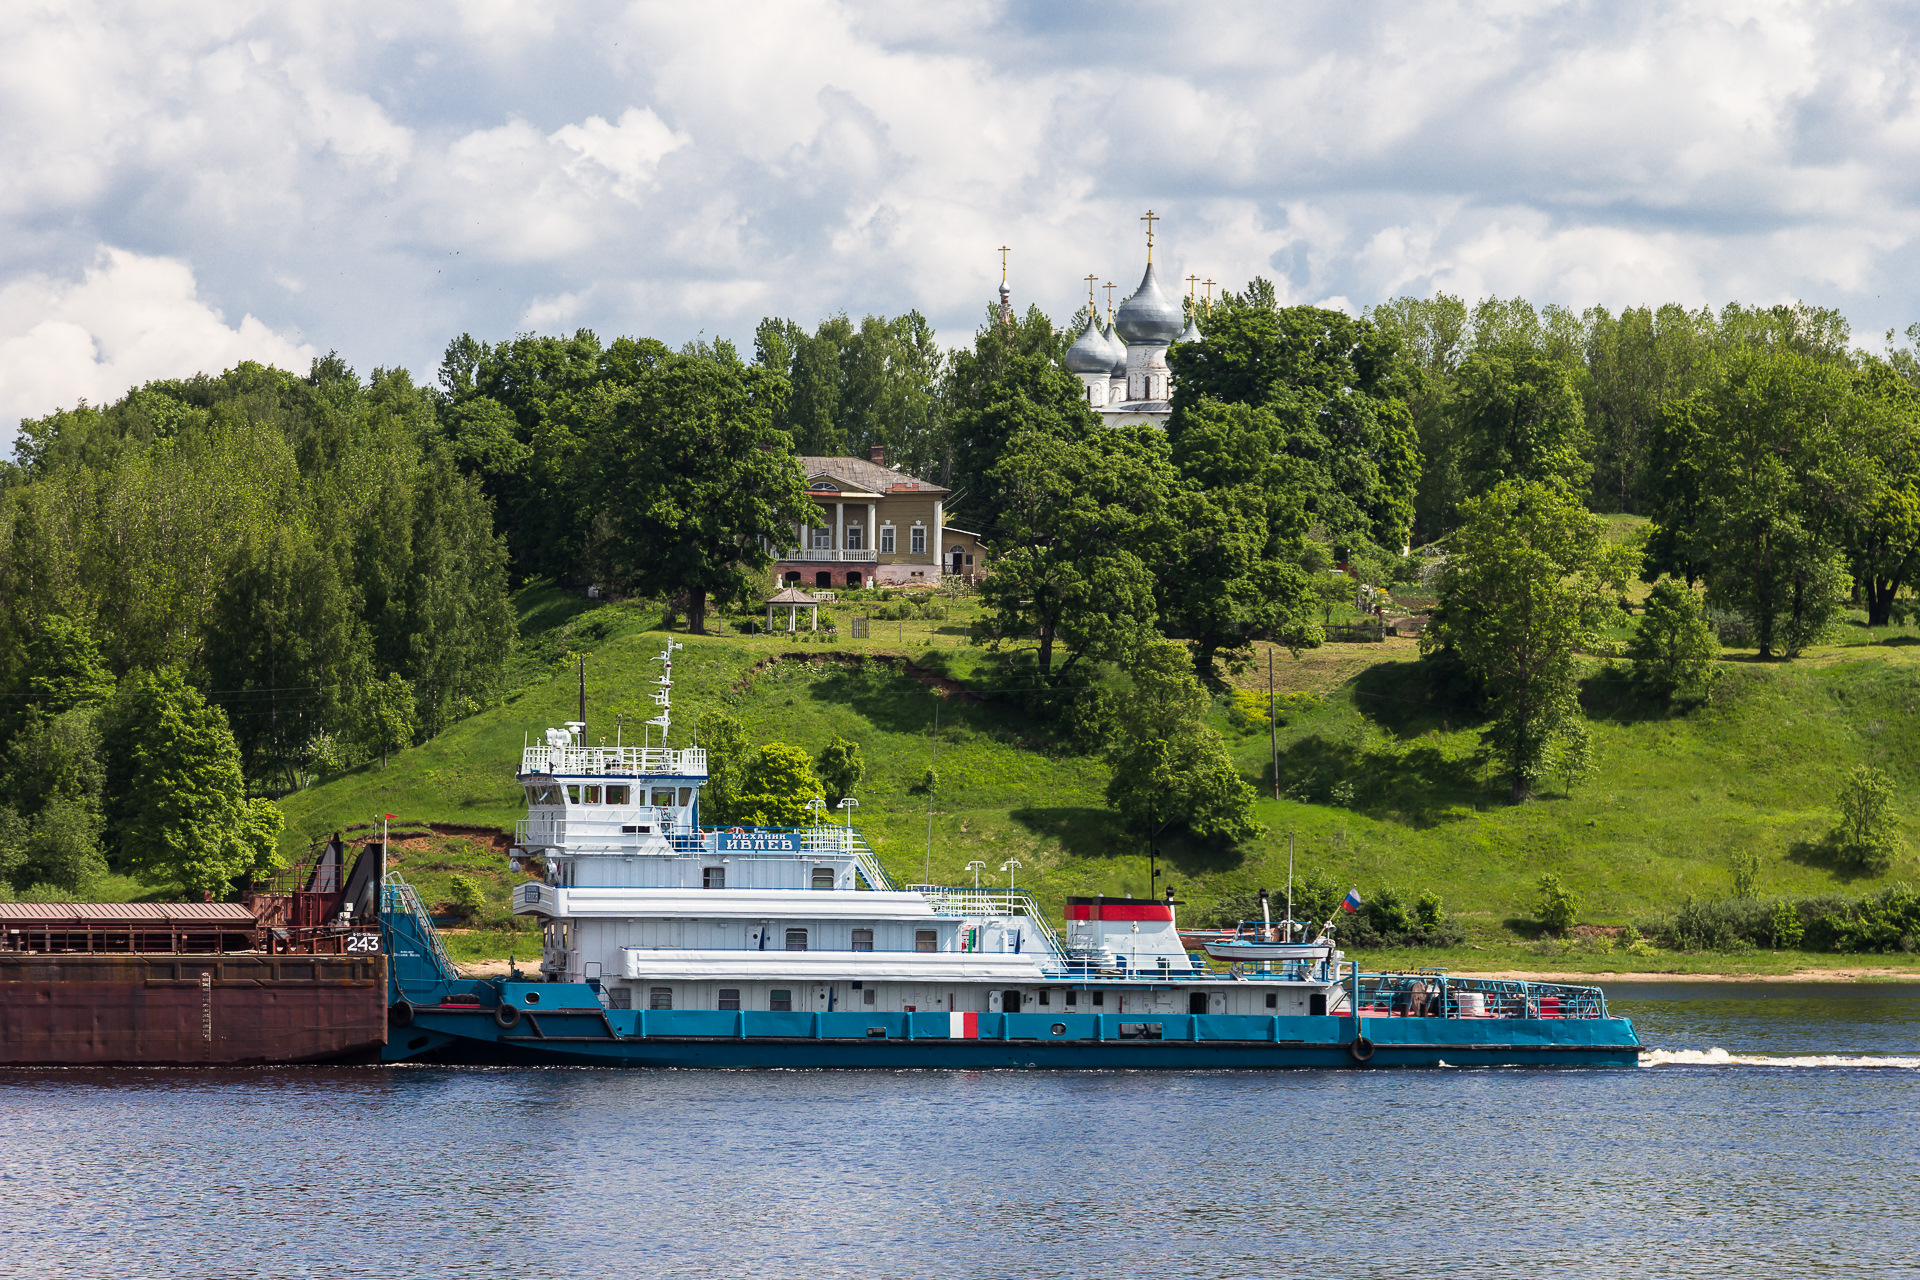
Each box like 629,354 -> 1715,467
2,982 -> 1916,1279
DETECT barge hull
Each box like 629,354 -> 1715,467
391,1004 -> 1641,1069
0,953 -> 388,1066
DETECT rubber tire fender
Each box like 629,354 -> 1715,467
389,999 -> 415,1028
1347,1035 -> 1375,1064
494,1003 -> 523,1030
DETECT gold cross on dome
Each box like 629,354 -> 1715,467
1140,209 -> 1159,261
1186,274 -> 1199,298
1204,278 -> 1216,310
1085,273 -> 1099,310
1103,281 -> 1116,320
998,246 -> 1010,282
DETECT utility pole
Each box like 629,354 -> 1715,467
1269,647 -> 1280,799
923,697 -> 940,884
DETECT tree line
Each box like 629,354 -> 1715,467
8,284 -> 1919,897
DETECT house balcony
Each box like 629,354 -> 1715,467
785,548 -> 878,563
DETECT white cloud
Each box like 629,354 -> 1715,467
0,247 -> 316,436
6,0 -> 1920,444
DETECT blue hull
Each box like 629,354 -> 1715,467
384,1002 -> 1642,1069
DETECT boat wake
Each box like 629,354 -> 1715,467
1640,1046 -> 1920,1069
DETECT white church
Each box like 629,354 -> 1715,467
1055,213 -> 1202,429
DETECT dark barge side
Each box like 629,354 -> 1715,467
0,842 -> 392,1067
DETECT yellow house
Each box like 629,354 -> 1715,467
775,449 -> 951,590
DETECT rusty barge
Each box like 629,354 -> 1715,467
0,839 -> 392,1067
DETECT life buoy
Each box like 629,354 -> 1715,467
1348,1035 -> 1375,1064
494,1003 -> 523,1030
388,999 -> 414,1028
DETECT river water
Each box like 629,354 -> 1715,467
2,982 -> 1915,1279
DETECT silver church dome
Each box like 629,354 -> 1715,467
1064,312 -> 1112,374
1114,261 -> 1185,345
1103,320 -> 1127,375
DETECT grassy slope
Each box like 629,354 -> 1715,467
278,568 -> 1920,974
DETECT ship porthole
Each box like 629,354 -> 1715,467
524,991 -> 541,1004
1050,1024 -> 1066,1036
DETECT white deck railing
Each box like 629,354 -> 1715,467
520,744 -> 708,777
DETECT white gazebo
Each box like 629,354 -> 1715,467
765,586 -> 821,633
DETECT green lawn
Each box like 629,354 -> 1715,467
278,577 -> 1920,970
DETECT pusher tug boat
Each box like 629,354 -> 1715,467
376,644 -> 1641,1069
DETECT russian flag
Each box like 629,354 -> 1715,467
948,1012 -> 978,1039
1341,887 -> 1363,913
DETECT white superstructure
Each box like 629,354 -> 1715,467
507,644 -> 1347,1020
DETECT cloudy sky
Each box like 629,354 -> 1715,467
4,0 -> 1919,447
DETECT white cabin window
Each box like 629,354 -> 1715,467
851,929 -> 873,952
769,989 -> 793,1011
565,784 -> 580,804
649,987 -> 673,1010
880,526 -> 895,553
607,987 -> 632,1010
651,788 -> 675,807
583,785 -> 601,804
604,785 -> 629,804
718,989 -> 740,1011
811,867 -> 834,890
703,866 -> 725,889
915,929 -> 936,953
863,988 -> 876,1006
910,526 -> 926,554
785,929 -> 808,951
678,788 -> 692,807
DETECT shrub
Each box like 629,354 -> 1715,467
1535,874 -> 1578,933
1628,578 -> 1720,702
1825,764 -> 1900,873
447,875 -> 487,921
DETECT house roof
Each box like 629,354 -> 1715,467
942,526 -> 982,538
800,455 -> 948,496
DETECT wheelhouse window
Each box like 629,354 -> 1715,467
648,987 -> 673,1010
703,866 -> 725,889
583,785 -> 600,804
651,788 -> 676,807
915,929 -> 936,953
769,989 -> 793,1011
880,526 -> 895,553
565,784 -> 581,804
718,989 -> 740,1011
604,785 -> 630,804
811,867 -> 835,890
785,929 -> 809,951
851,929 -> 874,952
910,525 -> 926,554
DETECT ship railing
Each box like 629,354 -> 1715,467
1343,970 -> 1608,1019
383,874 -> 462,984
909,885 -> 1067,960
520,744 -> 709,778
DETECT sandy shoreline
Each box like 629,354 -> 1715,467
1451,969 -> 1920,984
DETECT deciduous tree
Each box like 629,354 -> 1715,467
1423,480 -> 1629,799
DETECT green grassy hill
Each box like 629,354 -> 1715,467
279,575 -> 1920,976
